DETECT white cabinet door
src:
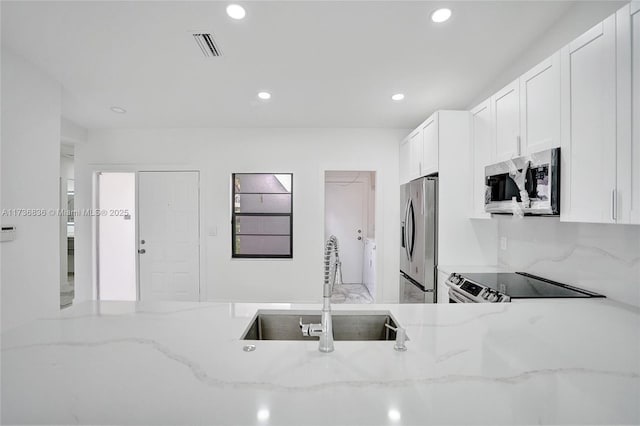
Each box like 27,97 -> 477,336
492,79 -> 520,162
409,129 -> 423,180
561,16 -> 617,223
399,137 -> 410,185
520,52 -> 561,154
616,3 -> 640,224
421,113 -> 439,176
470,99 -> 493,218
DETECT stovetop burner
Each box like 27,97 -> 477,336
457,272 -> 605,299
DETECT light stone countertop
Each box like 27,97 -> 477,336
2,300 -> 639,425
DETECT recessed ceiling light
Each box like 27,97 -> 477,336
226,4 -> 246,20
391,93 -> 405,101
110,106 -> 127,114
258,91 -> 271,100
256,409 -> 270,422
431,8 -> 452,23
388,409 -> 401,422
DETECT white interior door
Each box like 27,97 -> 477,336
138,171 -> 200,301
325,181 -> 365,284
98,172 -> 137,301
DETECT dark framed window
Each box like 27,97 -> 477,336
232,173 -> 293,258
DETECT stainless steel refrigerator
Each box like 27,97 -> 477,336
400,177 -> 437,303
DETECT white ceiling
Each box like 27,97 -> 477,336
0,1 -> 612,129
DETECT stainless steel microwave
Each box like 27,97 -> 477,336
484,147 -> 560,216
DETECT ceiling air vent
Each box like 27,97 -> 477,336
192,33 -> 222,57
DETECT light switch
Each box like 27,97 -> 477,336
1,225 -> 16,242
500,237 -> 508,250
209,226 -> 218,237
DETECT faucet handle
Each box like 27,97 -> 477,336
299,317 -> 311,337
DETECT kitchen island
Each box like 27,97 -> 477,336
2,300 -> 639,425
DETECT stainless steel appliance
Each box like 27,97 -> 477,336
445,272 -> 605,303
400,177 -> 437,303
485,147 -> 560,215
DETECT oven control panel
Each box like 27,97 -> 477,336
445,273 -> 510,303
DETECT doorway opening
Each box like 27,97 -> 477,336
60,145 -> 75,308
97,172 -> 137,300
324,171 -> 376,304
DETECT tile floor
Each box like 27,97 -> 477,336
330,283 -> 373,304
60,273 -> 74,308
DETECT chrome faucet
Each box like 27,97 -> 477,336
299,236 -> 338,352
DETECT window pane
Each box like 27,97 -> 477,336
234,174 -> 292,194
235,235 -> 291,256
234,194 -> 291,213
235,216 -> 290,235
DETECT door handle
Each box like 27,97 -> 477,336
407,200 -> 415,261
403,198 -> 411,259
138,249 -> 146,254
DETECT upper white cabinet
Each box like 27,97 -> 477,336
399,136 -> 410,185
468,52 -> 561,218
462,5 -> 637,224
560,15 -> 617,223
470,99 -> 492,218
400,112 -> 441,183
492,79 -> 520,162
491,53 -> 561,164
519,52 -> 561,155
408,129 -> 423,180
615,2 -> 640,224
421,114 -> 439,176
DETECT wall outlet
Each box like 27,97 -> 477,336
500,237 -> 508,251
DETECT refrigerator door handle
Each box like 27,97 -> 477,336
402,198 -> 409,247
407,199 -> 415,261
403,198 -> 411,262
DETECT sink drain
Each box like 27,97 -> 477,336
243,344 -> 256,352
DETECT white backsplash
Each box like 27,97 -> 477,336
497,217 -> 640,308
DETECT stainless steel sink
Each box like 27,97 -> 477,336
241,310 -> 406,341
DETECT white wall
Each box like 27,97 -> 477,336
438,111 -> 498,267
74,128 -> 405,304
1,48 -> 61,331
497,217 -> 640,308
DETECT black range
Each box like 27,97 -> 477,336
446,272 -> 605,303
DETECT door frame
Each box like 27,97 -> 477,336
322,170 -> 378,297
92,166 -> 202,301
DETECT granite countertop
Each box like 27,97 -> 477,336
2,300 -> 639,425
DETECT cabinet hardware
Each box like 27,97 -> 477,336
612,189 -> 617,221
517,136 -> 521,156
